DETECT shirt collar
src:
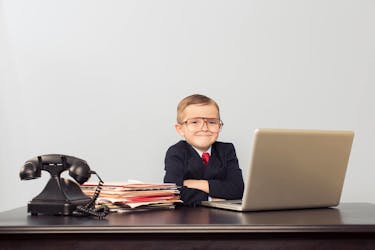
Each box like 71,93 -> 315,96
192,145 -> 212,157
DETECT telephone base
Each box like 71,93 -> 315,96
28,198 -> 91,216
27,177 -> 91,216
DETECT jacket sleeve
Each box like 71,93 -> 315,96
163,146 -> 208,206
208,144 -> 244,199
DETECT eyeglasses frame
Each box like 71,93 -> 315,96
179,117 -> 224,132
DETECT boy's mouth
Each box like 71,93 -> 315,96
195,133 -> 213,136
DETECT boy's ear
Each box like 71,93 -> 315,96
175,124 -> 185,136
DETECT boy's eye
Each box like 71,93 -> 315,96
208,121 -> 218,125
207,119 -> 219,125
189,120 -> 201,125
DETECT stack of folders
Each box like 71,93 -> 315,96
81,182 -> 182,213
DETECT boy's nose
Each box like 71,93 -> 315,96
201,121 -> 209,131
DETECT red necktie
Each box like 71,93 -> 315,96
202,152 -> 210,166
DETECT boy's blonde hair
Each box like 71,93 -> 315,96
177,94 -> 220,123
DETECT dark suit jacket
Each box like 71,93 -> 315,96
163,140 -> 244,206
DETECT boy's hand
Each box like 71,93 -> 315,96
183,179 -> 209,193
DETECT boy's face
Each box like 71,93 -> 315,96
175,103 -> 220,152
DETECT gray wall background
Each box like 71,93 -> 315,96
1,0 -> 374,212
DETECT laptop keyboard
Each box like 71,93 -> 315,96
229,200 -> 242,204
214,199 -> 242,204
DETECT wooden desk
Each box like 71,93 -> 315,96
1,203 -> 375,250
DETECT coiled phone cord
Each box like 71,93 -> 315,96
73,171 -> 110,219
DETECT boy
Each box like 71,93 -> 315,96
163,94 -> 244,206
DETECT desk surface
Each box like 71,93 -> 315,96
1,202 -> 375,234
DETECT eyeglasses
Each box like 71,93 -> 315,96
180,117 -> 223,132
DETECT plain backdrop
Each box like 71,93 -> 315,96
1,0 -> 374,212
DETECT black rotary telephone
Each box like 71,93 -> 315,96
19,154 -> 109,219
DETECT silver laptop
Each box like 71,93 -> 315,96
201,128 -> 354,211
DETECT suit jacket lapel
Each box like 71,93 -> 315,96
186,145 -> 205,179
203,144 -> 224,179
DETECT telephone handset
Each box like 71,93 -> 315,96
19,154 -> 109,219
